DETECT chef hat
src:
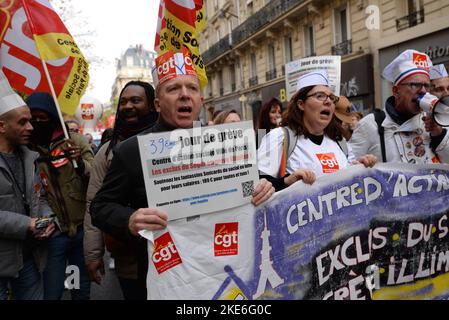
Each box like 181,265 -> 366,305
382,49 -> 432,85
429,64 -> 449,80
296,69 -> 329,92
151,47 -> 197,86
0,70 -> 26,117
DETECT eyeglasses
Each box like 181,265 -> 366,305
432,86 -> 449,93
68,128 -> 79,133
305,92 -> 339,103
399,82 -> 431,91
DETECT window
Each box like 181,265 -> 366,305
230,65 -> 236,91
284,36 -> 293,63
396,0 -> 424,31
304,25 -> 315,57
407,0 -> 423,14
218,70 -> 224,95
250,53 -> 257,78
334,5 -> 350,44
247,1 -> 254,16
216,27 -> 221,42
268,44 -> 276,70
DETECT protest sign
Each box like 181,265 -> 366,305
145,163 -> 449,300
138,121 -> 259,221
285,56 -> 341,100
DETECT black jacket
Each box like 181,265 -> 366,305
90,122 -> 173,240
90,121 -> 174,287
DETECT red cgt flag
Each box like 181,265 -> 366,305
0,0 -> 89,115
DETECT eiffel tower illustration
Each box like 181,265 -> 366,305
253,211 -> 284,299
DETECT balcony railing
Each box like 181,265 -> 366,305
396,9 -> 424,31
266,68 -> 277,81
202,34 -> 231,63
203,0 -> 304,64
331,39 -> 352,56
249,76 -> 258,87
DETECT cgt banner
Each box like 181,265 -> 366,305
0,0 -> 89,115
145,163 -> 449,300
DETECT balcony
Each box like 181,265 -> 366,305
203,0 -> 304,64
202,34 -> 231,64
396,9 -> 424,31
331,39 -> 352,56
266,68 -> 277,81
249,76 -> 258,87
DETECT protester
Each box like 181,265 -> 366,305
99,128 -> 113,149
65,119 -> 81,134
334,96 -> 354,142
213,109 -> 241,124
90,49 -> 274,295
84,132 -> 98,154
258,70 -> 377,191
349,50 -> 449,164
207,109 -> 222,125
0,72 -> 55,300
257,97 -> 283,132
84,80 -> 158,300
27,92 -> 94,300
430,64 -> 449,98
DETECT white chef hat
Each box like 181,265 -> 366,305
296,69 -> 329,92
382,49 -> 432,85
0,70 -> 26,117
429,64 -> 449,80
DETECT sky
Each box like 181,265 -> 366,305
61,0 -> 160,103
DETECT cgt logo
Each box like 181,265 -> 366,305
214,222 -> 238,257
316,153 -> 340,173
413,53 -> 430,71
81,104 -> 94,120
152,232 -> 182,274
155,47 -> 196,84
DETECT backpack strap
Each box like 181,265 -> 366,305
278,127 -> 298,177
373,109 -> 386,162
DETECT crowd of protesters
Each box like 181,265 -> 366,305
1,46 -> 448,300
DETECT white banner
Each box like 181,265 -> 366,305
285,56 -> 341,100
144,163 -> 449,300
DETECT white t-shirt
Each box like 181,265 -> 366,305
257,127 -> 350,178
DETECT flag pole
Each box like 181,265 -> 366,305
20,0 -> 78,168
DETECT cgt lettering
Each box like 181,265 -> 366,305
152,241 -> 177,263
215,232 -> 238,248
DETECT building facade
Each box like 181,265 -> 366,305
199,0 -> 449,125
110,44 -> 157,103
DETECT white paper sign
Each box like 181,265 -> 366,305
285,56 -> 341,100
138,121 -> 259,221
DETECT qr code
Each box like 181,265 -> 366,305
242,181 -> 254,198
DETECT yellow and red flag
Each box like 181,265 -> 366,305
0,0 -> 89,115
154,0 -> 208,88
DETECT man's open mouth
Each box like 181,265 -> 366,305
178,106 -> 192,113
